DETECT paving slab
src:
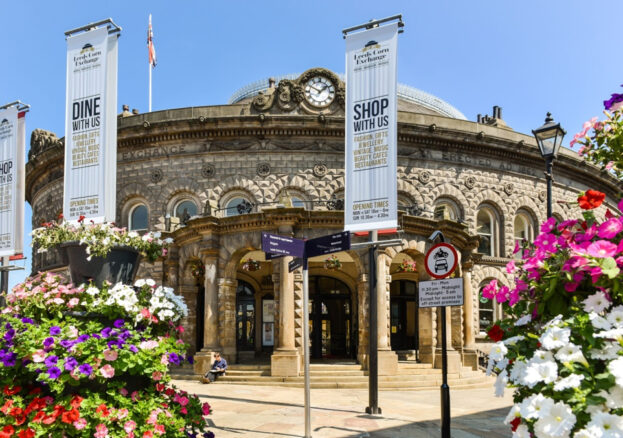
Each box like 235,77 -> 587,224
173,379 -> 514,437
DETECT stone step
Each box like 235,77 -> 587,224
216,374 -> 490,384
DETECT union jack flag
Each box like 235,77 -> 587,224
148,14 -> 156,68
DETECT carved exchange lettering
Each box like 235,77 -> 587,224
440,152 -> 537,177
121,145 -> 186,161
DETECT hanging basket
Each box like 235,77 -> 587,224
241,258 -> 260,272
397,260 -> 417,273
61,241 -> 141,287
323,255 -> 341,270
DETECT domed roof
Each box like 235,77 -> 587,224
229,73 -> 467,120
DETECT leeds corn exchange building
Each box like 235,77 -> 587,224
25,68 -> 621,379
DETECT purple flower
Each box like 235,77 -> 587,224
60,339 -> 76,349
4,323 -> 12,330
604,88 -> 623,110
101,327 -> 112,338
49,326 -> 61,336
64,357 -> 78,371
76,334 -> 90,343
107,340 -> 124,349
187,355 -> 194,365
128,345 -> 138,353
78,363 -> 93,376
44,355 -> 58,368
168,353 -> 181,365
92,334 -> 101,340
47,366 -> 61,379
118,330 -> 131,341
3,329 -> 15,342
20,317 -> 34,325
43,337 -> 54,348
113,319 -> 125,328
2,352 -> 16,367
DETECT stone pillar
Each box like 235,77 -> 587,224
418,307 -> 435,365
376,253 -> 397,375
357,274 -> 369,368
461,266 -> 478,369
271,256 -> 300,376
193,250 -> 220,376
217,278 -> 237,362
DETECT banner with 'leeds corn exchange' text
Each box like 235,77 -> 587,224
345,23 -> 398,233
0,107 -> 25,256
64,26 -> 118,223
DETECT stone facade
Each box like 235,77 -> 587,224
25,68 -> 622,376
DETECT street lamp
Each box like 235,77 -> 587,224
532,113 -> 566,218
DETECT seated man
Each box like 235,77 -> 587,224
203,352 -> 227,383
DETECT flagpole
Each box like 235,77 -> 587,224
148,14 -> 152,113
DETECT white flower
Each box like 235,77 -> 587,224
532,350 -> 555,363
503,335 -> 525,346
585,404 -> 608,416
164,237 -> 174,244
145,279 -> 156,287
513,424 -> 531,438
134,279 -> 147,287
602,385 -> 623,409
573,428 -> 599,438
586,412 -> 623,437
489,342 -> 508,362
494,369 -> 508,397
534,401 -> 576,438
515,314 -> 532,326
589,312 -> 612,330
555,343 -> 588,366
520,393 -> 554,419
607,305 -> 623,328
608,357 -> 623,387
545,314 -> 564,328
582,291 -> 611,314
509,360 -> 527,385
589,343 -> 622,360
86,286 -> 100,296
504,404 -> 522,425
540,326 -> 571,350
595,328 -> 623,342
553,374 -> 584,391
524,360 -> 558,388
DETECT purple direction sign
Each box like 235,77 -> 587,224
306,231 -> 351,258
261,232 -> 306,258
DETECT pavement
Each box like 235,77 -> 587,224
172,379 -> 514,438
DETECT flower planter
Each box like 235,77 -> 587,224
62,242 -> 141,287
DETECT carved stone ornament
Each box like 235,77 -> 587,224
256,162 -> 271,177
276,79 -> 304,111
150,169 -> 163,184
29,129 -> 63,160
504,183 -> 514,196
313,163 -> 328,177
465,176 -> 476,190
252,89 -> 275,112
418,171 -> 431,184
201,163 -> 215,178
538,191 -> 546,202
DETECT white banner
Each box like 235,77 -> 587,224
344,23 -> 398,232
0,107 -> 20,256
64,26 -> 118,223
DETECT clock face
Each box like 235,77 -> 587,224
304,76 -> 335,107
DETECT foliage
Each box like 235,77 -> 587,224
31,217 -> 171,263
0,273 -> 213,437
241,258 -> 260,272
397,259 -> 417,273
483,192 -> 623,437
323,255 -> 341,270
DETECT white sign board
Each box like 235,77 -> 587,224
0,107 -> 23,256
64,26 -> 118,223
419,278 -> 464,308
344,23 -> 398,232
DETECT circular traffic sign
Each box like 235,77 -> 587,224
424,243 -> 458,279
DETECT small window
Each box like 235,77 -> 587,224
226,197 -> 253,217
434,201 -> 459,221
292,197 -> 306,209
129,205 -> 148,231
479,286 -> 495,333
477,207 -> 500,256
175,200 -> 197,223
514,211 -> 534,248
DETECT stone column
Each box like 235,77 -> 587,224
461,265 -> 478,369
271,256 -> 300,376
217,278 -> 237,362
376,253 -> 397,375
193,250 -> 220,376
357,274 -> 369,368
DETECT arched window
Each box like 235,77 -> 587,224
514,210 -> 535,247
175,200 -> 198,223
225,197 -> 254,217
278,189 -> 308,210
434,199 -> 460,221
477,207 -> 499,256
478,284 -> 495,334
129,204 -> 148,231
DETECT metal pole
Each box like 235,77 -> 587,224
440,306 -> 450,438
546,157 -> 553,218
303,259 -> 311,438
148,15 -> 153,113
366,230 -> 380,414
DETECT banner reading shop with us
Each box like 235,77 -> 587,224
344,23 -> 398,232
64,26 -> 118,223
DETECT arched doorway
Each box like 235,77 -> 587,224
390,280 -> 419,353
309,276 -> 355,359
236,280 -> 256,358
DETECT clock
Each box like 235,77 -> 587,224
304,76 -> 335,107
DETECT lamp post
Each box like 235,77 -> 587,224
532,113 -> 566,218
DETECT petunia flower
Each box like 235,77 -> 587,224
586,240 -> 618,258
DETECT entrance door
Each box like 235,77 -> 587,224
309,276 -> 354,359
196,285 -> 205,353
390,280 -> 419,351
236,281 -> 255,352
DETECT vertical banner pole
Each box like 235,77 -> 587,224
366,230 -> 380,414
149,59 -> 152,113
303,259 -> 311,438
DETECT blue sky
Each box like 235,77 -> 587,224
2,1 -> 622,289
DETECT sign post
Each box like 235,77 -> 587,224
262,231 -> 351,438
423,239 -> 461,438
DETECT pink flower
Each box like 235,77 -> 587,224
124,420 -> 137,432
565,282 -> 579,292
154,424 -> 165,435
160,355 -> 169,365
588,266 -> 602,283
598,218 -> 623,239
481,280 -> 497,299
73,418 -> 87,430
587,240 -> 618,258
177,396 -> 189,407
131,391 -> 139,402
67,298 -> 80,308
100,364 -> 115,378
540,217 -> 557,233
152,371 -> 163,381
562,256 -> 589,272
508,289 -> 520,307
534,233 -> 558,252
32,350 -> 46,363
94,424 -> 108,438
606,161 -> 615,170
118,408 -> 129,419
202,402 -> 211,415
505,260 -> 516,274
495,286 -> 510,304
180,407 -> 188,414
119,387 -> 129,396
103,349 -> 118,361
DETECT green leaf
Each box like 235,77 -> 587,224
547,294 -> 567,316
586,395 -> 607,405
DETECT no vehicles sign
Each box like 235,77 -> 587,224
419,278 -> 464,308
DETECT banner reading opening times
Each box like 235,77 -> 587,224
0,107 -> 25,256
64,26 -> 118,223
344,23 -> 398,232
